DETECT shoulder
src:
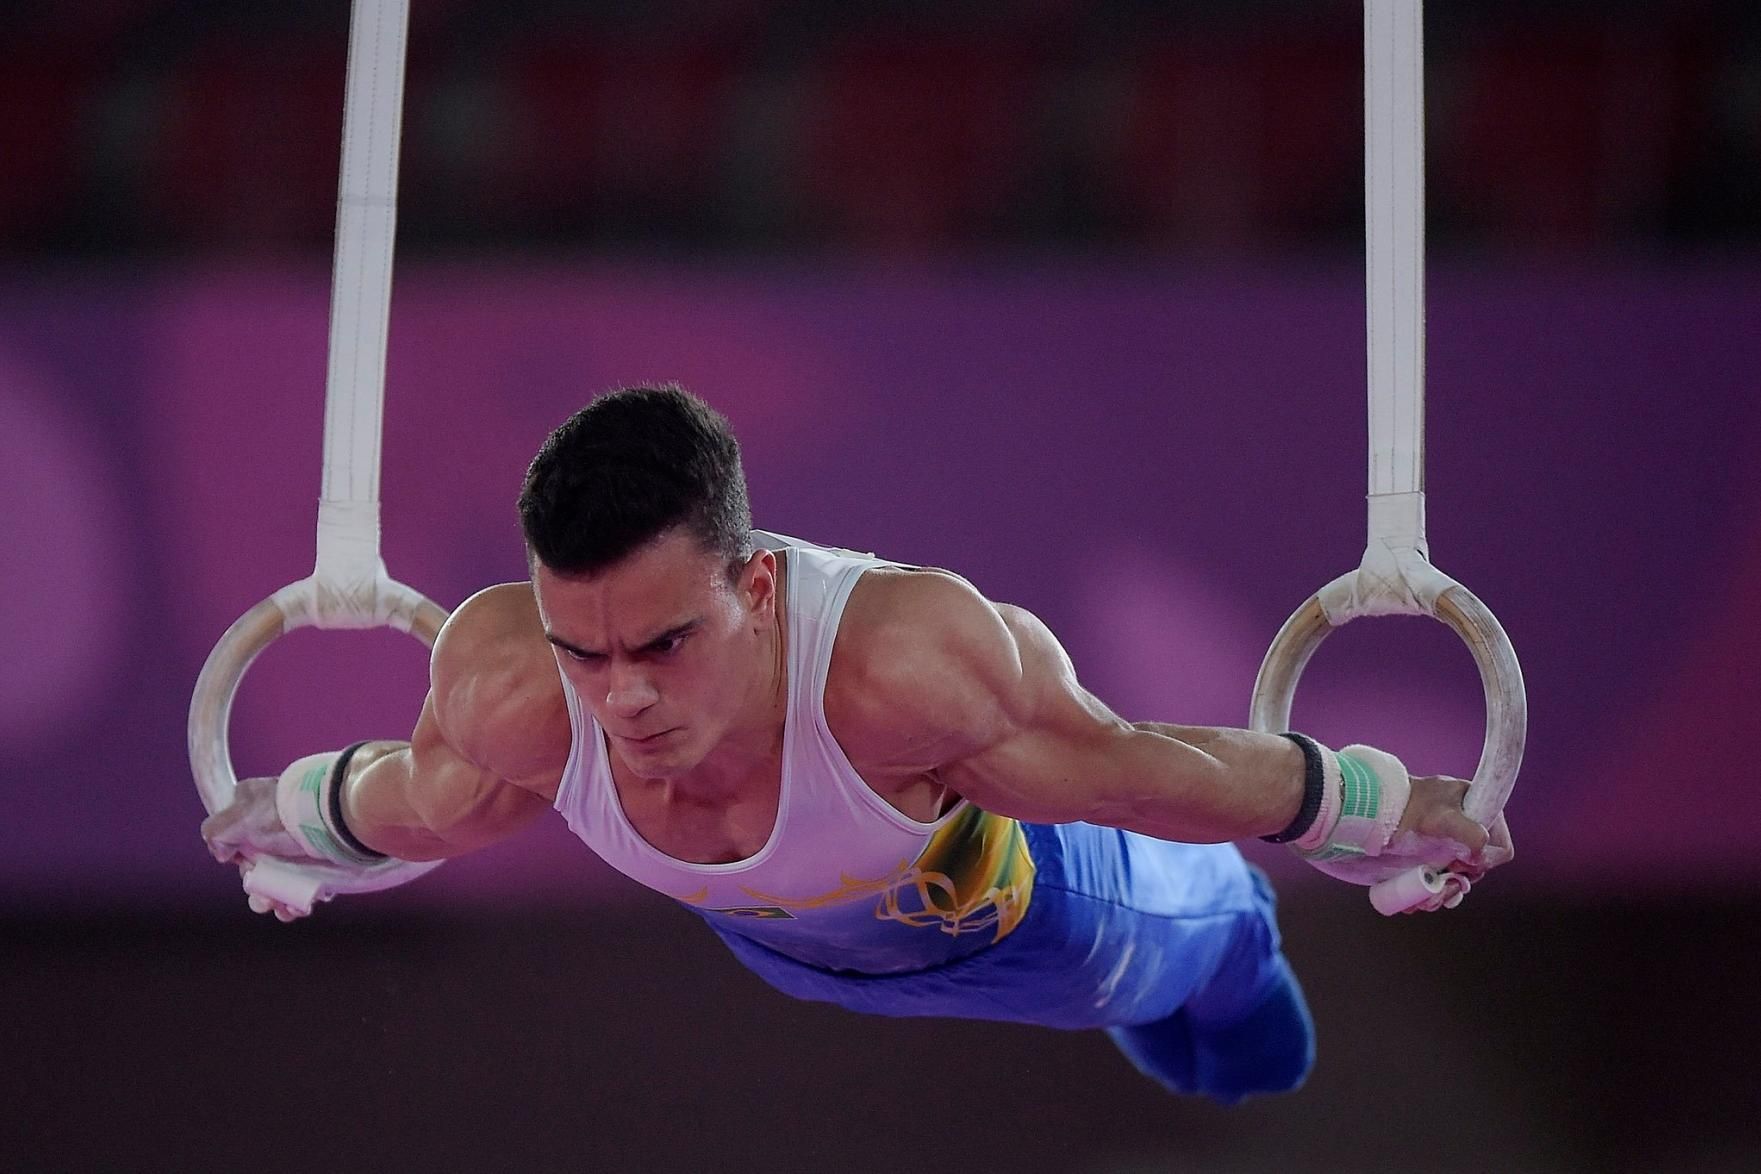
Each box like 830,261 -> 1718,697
429,582 -> 571,788
433,582 -> 544,668
431,582 -> 552,696
825,568 -> 1038,770
838,567 -> 1020,678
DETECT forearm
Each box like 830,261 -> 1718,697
342,737 -> 550,861
340,740 -> 444,860
1087,722 -> 1307,843
950,715 -> 1307,843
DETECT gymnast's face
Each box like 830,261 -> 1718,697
533,529 -> 779,780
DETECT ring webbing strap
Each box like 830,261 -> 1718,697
1364,0 -> 1427,555
316,0 -> 410,592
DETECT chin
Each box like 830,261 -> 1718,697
620,737 -> 703,779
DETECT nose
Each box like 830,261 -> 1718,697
604,661 -> 659,719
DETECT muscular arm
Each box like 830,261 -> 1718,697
339,584 -> 568,861
837,572 -> 1305,843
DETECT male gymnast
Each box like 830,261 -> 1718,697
204,384 -> 1512,1103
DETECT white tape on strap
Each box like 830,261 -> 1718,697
315,0 -> 410,620
1317,542 -> 1452,623
1365,0 -> 1425,508
1343,1 -> 1435,619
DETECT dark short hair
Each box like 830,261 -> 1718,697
518,384 -> 754,576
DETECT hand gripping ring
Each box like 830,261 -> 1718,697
188,574 -> 450,910
1249,559 -> 1526,911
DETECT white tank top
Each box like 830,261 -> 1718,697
552,532 -> 1035,974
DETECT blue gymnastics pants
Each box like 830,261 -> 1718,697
708,821 -> 1315,1103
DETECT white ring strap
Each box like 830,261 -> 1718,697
1249,2 -> 1527,914
315,0 -> 410,625
1365,0 -> 1426,558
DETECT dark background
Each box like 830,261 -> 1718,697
4,3 -> 1760,1171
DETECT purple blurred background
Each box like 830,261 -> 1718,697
5,3 -> 1761,1172
6,262 -> 1760,908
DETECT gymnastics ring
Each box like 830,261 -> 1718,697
188,573 -> 449,910
1249,556 -> 1526,910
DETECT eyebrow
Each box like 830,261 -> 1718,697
545,620 -> 699,659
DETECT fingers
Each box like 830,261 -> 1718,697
1481,811 -> 1515,867
1430,777 -> 1514,867
247,893 -> 296,920
203,813 -> 246,864
1407,775 -> 1514,865
1450,811 -> 1489,858
1457,812 -> 1512,872
200,777 -> 306,862
1410,778 -> 1486,855
246,892 -> 308,922
1447,813 -> 1513,885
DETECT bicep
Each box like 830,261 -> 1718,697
342,586 -> 565,860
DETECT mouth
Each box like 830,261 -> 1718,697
615,728 -> 675,746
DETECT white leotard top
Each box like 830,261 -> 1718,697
552,531 -> 1034,974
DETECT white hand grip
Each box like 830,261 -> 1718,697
1369,865 -> 1469,915
242,858 -> 326,918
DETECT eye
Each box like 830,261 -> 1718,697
647,634 -> 687,656
561,647 -> 606,666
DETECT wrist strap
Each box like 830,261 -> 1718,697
277,743 -> 389,867
326,741 -> 387,862
1298,744 -> 1409,862
1261,732 -> 1325,843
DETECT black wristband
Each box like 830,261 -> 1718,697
327,741 -> 388,861
1260,732 -> 1325,844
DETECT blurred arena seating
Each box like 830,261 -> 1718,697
4,0 -> 1757,259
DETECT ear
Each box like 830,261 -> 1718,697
736,547 -> 777,618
